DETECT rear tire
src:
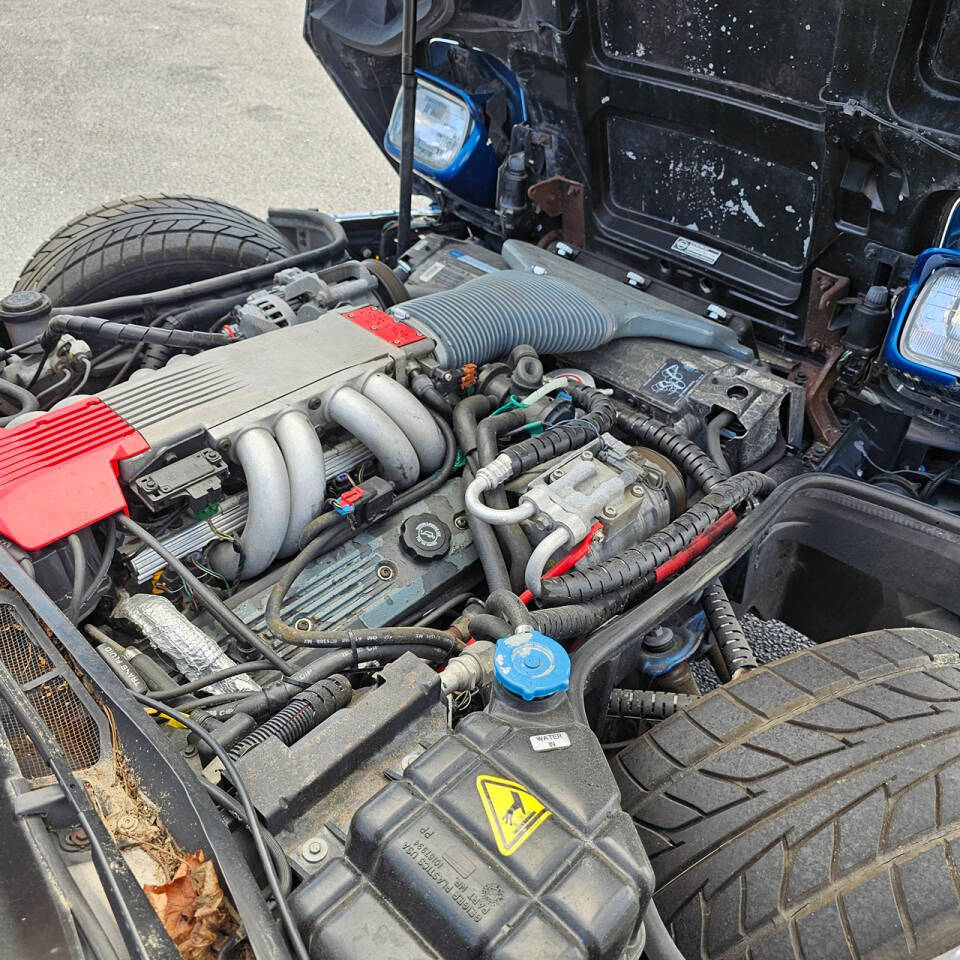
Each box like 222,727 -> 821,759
612,628 -> 960,960
14,194 -> 295,304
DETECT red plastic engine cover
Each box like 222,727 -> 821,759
0,398 -> 147,551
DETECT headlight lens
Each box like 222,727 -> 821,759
386,80 -> 473,172
900,266 -> 960,378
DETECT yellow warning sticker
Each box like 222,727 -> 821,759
476,775 -> 551,856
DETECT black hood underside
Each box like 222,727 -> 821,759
305,0 -> 960,345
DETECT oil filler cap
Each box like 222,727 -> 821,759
494,629 -> 570,701
400,513 -> 451,560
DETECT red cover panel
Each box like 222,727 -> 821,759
344,305 -> 426,347
0,398 -> 147,550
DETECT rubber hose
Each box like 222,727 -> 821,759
410,373 -> 454,416
539,471 -> 775,605
66,534 -> 86,624
500,384 -> 618,477
608,688 -> 697,720
452,395 -> 493,463
476,409 -> 534,592
702,579 -> 758,675
485,590 -> 533,630
358,371 -> 445,473
80,516 -> 116,608
452,396 -> 511,593
49,315 -> 234,351
139,293 -> 250,370
52,214 -> 347,319
0,377 -> 40,426
228,675 -> 351,759
467,614 -> 512,641
615,408 -> 727,494
212,644 -> 444,722
264,525 -> 459,654
706,410 -> 735,476
147,660 -> 276,702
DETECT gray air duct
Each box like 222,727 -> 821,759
393,239 -> 753,368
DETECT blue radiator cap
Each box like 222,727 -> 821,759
494,630 -> 570,701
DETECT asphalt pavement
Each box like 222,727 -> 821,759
0,0 -> 400,291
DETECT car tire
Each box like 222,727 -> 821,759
612,628 -> 960,960
13,194 -> 295,304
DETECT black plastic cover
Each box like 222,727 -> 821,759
291,687 -> 653,959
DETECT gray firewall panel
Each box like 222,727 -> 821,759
100,312 -> 406,479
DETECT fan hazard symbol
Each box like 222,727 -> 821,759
476,775 -> 551,856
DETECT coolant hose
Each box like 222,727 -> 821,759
325,385 -> 420,488
0,377 -> 40,426
539,471 -> 775,605
209,427 -> 291,580
452,396 -> 511,593
476,410 -> 534,592
358,371 -> 445,473
275,410 -> 327,558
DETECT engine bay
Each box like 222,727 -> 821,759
2,202 -> 960,960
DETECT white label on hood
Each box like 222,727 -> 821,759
671,237 -> 722,265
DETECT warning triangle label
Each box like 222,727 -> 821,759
476,775 -> 551,856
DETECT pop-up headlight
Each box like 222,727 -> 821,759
384,72 -> 501,207
885,249 -> 960,387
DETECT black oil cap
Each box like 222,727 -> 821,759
400,513 -> 451,560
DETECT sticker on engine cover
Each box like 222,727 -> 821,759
671,236 -> 722,265
476,775 -> 551,856
643,359 -> 705,401
530,732 -> 571,753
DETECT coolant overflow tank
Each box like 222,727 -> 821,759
291,635 -> 654,959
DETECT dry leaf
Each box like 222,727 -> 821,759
144,850 -> 233,960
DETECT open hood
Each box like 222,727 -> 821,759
304,0 -> 960,345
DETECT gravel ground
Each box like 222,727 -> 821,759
691,613 -> 815,692
0,0 -> 400,292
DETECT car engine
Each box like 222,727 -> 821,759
1,211 -> 959,960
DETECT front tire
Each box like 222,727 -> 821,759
613,628 -> 960,960
13,194 -> 295,304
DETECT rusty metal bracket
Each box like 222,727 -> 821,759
789,344 -> 845,450
804,268 -> 850,351
527,176 -> 586,248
